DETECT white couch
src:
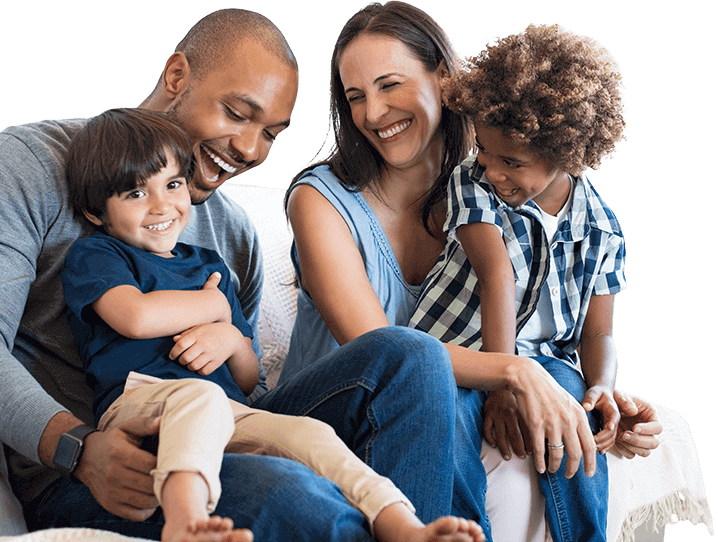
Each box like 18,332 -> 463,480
2,184 -> 713,542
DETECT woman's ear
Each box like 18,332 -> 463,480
437,59 -> 450,80
83,210 -> 104,227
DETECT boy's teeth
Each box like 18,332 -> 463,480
203,146 -> 238,174
378,120 -> 411,139
146,220 -> 173,231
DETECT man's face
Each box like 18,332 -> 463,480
167,39 -> 298,204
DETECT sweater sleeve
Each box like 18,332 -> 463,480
0,131 -> 69,463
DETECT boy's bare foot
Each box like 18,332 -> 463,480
412,516 -> 485,542
162,516 -> 253,542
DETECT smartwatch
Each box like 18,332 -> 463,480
52,424 -> 97,481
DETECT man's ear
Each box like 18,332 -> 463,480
83,210 -> 104,227
162,52 -> 192,101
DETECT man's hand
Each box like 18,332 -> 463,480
612,390 -> 662,458
483,389 -> 531,460
73,416 -> 160,521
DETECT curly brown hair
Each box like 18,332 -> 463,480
443,24 -> 624,176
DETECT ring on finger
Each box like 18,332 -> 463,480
547,442 -> 565,450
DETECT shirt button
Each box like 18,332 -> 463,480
551,286 -> 560,297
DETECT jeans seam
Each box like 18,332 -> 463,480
545,470 -> 571,542
296,378 -> 378,417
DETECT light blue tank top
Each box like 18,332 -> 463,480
278,165 -> 423,384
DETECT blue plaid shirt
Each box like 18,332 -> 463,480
410,155 -> 626,369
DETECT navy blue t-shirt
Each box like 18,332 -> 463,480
62,231 -> 253,421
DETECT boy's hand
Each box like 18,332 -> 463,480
582,384 -> 620,453
201,272 -> 232,324
169,322 -> 243,375
613,391 -> 662,458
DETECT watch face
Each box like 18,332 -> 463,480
54,434 -> 82,472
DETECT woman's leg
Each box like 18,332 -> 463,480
252,326 -> 458,523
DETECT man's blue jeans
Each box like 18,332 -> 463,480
33,327 -> 463,540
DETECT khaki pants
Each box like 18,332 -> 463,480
99,372 -> 410,527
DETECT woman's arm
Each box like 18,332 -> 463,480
288,183 -> 391,344
92,272 -> 232,340
289,183 -> 596,477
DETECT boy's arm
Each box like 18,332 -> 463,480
92,272 -> 231,340
169,323 -> 259,395
580,293 -> 620,452
458,221 -> 523,458
457,222 -> 516,354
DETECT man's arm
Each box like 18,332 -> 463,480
0,127 -> 159,520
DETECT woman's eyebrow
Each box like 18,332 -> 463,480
345,73 -> 404,95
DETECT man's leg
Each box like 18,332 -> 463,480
252,326 -> 457,523
32,454 -> 373,541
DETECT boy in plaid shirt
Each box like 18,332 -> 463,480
410,24 -> 627,542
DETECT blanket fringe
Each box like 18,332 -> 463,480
616,489 -> 714,542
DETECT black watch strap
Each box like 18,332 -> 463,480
52,424 -> 97,481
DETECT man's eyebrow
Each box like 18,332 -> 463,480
227,93 -> 291,128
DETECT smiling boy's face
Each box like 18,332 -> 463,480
84,154 -> 191,258
164,39 -> 298,204
474,123 -> 571,215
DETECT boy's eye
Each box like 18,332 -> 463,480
126,190 -> 144,199
167,179 -> 185,190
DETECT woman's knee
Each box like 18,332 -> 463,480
361,326 -> 453,381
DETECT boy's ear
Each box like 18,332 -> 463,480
83,210 -> 104,227
162,52 -> 192,102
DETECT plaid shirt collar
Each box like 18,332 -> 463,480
468,159 -> 621,245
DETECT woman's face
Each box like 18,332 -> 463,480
338,33 -> 445,173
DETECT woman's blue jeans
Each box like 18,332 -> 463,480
33,327 -> 462,540
452,356 -> 608,542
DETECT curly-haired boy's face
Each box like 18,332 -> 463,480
338,33 -> 445,173
475,124 -> 571,215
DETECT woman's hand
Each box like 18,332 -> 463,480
508,357 -> 596,478
612,390 -> 662,458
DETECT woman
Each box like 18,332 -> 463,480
281,2 -> 661,541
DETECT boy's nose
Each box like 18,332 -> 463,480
149,196 -> 171,214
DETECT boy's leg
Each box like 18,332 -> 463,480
98,375 -> 235,512
226,402 -> 413,529
533,356 -> 608,542
251,326 -> 458,523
